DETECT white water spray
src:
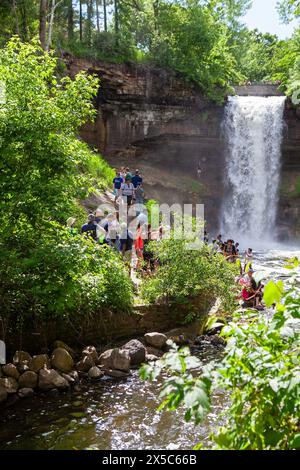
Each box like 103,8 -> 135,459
221,96 -> 286,244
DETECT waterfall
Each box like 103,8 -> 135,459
221,95 -> 286,244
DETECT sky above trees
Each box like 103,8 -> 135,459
243,0 -> 299,38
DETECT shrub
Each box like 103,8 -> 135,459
141,237 -> 238,313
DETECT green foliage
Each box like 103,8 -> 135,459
141,237 -> 238,313
0,224 -> 133,324
141,278 -> 300,450
148,2 -> 242,102
234,29 -> 279,83
0,38 -> 134,330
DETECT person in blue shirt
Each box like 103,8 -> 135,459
131,169 -> 143,188
81,214 -> 98,241
113,171 -> 124,202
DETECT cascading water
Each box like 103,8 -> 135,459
221,96 -> 286,244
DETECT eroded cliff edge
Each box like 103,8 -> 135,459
67,57 -> 300,240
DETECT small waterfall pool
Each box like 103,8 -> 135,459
0,248 -> 298,451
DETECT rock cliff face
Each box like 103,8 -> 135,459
67,57 -> 300,240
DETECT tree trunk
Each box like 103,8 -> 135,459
12,0 -> 20,36
79,0 -> 83,41
114,0 -> 119,48
103,0 -> 107,32
96,0 -> 100,33
39,0 -> 48,49
46,0 -> 56,51
86,0 -> 93,46
67,0 -> 74,41
19,0 -> 28,40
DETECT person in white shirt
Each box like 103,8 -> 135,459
121,176 -> 135,209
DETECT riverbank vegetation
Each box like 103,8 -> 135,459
141,274 -> 300,449
142,238 -> 238,313
0,38 -> 133,335
0,1 -> 299,102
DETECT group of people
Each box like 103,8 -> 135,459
68,165 -> 266,309
67,167 -> 163,273
112,168 -> 145,207
207,233 -> 264,310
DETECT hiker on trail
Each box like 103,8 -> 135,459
113,171 -> 124,203
121,176 -> 135,209
81,214 -> 98,241
125,167 -> 133,180
119,223 -> 133,274
223,239 -> 237,263
106,213 -> 120,249
134,222 -> 144,270
131,169 -> 143,188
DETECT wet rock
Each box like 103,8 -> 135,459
0,377 -> 19,394
38,369 -> 69,391
209,335 -> 226,347
146,346 -> 164,358
88,366 -> 104,379
205,326 -> 224,336
13,351 -> 32,367
145,354 -> 159,362
17,364 -> 30,374
29,354 -> 51,372
19,371 -> 38,389
61,373 -> 76,384
144,332 -> 167,349
194,335 -> 206,345
105,369 -> 130,378
76,355 -> 95,372
122,339 -> 146,365
99,348 -> 130,372
52,341 -> 75,358
82,346 -> 98,363
18,388 -> 34,399
98,349 -> 113,369
68,370 -> 79,383
48,388 -> 59,396
167,334 -> 190,346
0,385 -> 7,403
2,363 -> 20,380
51,348 -> 74,373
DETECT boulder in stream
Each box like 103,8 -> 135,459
18,388 -> 34,399
144,332 -> 167,349
51,348 -> 74,373
122,339 -> 146,365
76,355 -> 95,372
88,366 -> 104,379
98,348 -> 130,372
0,377 -> 19,394
2,363 -> 20,380
29,354 -> 51,372
19,371 -> 38,389
13,351 -> 32,367
38,369 -> 69,391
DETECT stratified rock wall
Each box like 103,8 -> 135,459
67,57 -> 300,240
